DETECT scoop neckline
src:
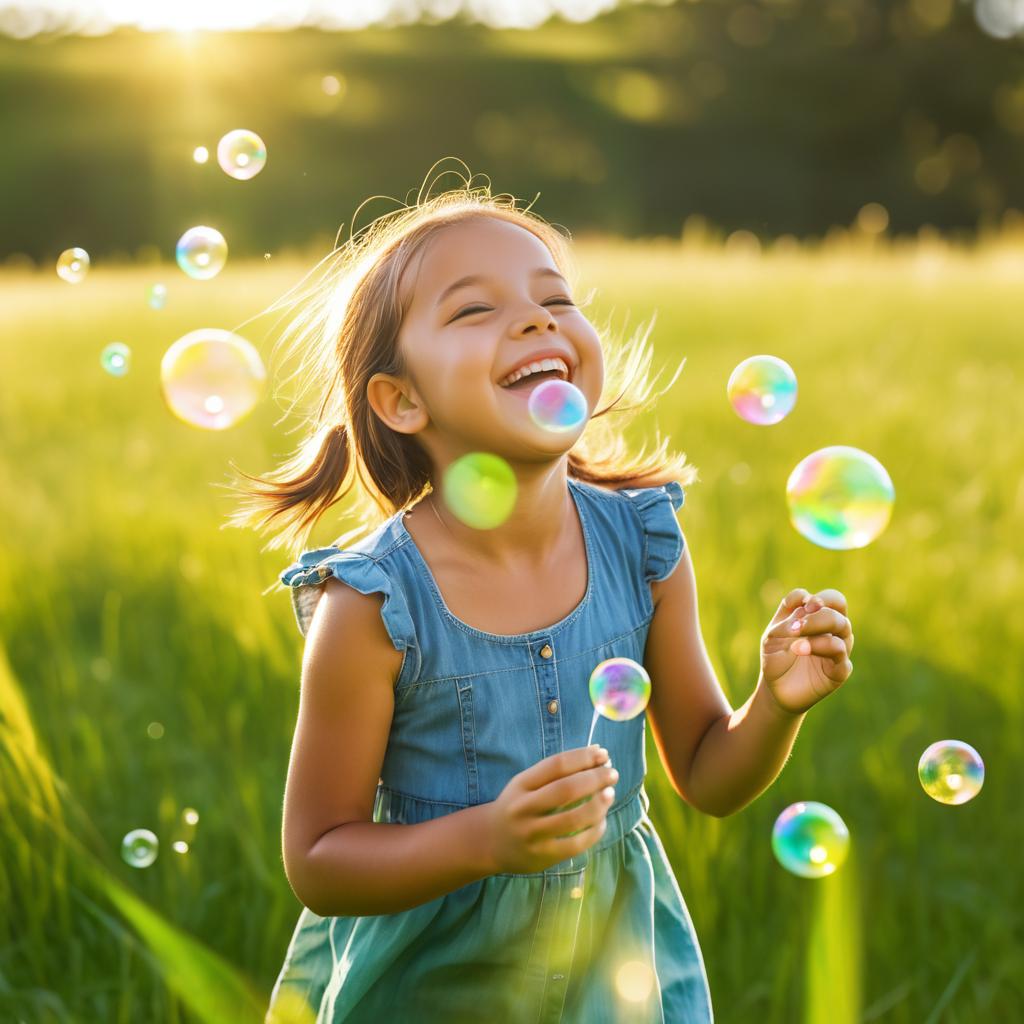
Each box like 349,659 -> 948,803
398,477 -> 596,644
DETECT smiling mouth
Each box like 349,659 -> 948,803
498,368 -> 570,396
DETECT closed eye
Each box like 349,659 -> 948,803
449,298 -> 575,322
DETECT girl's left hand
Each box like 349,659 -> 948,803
760,588 -> 854,715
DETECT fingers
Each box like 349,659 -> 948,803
772,589 -> 849,624
811,588 -> 848,615
770,588 -> 813,625
789,633 -> 850,663
772,605 -> 852,649
540,786 -> 610,843
536,783 -> 616,843
519,745 -> 609,791
525,761 -> 619,817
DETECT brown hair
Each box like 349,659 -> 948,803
222,162 -> 698,569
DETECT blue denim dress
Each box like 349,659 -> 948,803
267,478 -> 714,1024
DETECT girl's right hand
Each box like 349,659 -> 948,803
483,745 -> 620,875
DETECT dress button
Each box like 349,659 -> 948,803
540,644 -> 553,659
547,699 -> 559,715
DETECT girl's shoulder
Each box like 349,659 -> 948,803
278,512 -> 415,646
573,477 -> 686,584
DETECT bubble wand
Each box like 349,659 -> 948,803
566,658 -> 652,903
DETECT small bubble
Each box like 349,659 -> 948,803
121,829 -> 159,868
56,247 -> 89,283
918,740 -> 984,804
727,355 -> 797,426
176,226 -> 227,280
217,128 -> 267,181
101,342 -> 131,377
589,658 -> 651,722
772,802 -> 849,878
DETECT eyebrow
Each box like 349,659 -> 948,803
434,267 -> 569,308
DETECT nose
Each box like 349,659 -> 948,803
514,303 -> 558,336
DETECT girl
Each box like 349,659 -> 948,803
229,168 -> 855,1024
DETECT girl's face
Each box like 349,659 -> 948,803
371,217 -> 604,471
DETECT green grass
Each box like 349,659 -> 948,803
1,234 -> 1021,1022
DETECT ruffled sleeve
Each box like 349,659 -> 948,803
617,481 -> 686,584
280,548 -> 420,677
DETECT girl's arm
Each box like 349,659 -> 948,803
282,578 -> 496,917
643,540 -> 807,818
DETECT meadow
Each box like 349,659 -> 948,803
1,232 -> 1021,1023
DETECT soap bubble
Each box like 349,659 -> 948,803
56,247 -> 89,283
192,145 -> 209,164
101,342 -> 131,377
786,445 -> 894,549
183,807 -> 200,826
527,379 -> 589,433
589,658 -> 651,722
217,128 -> 267,180
147,283 -> 167,310
172,841 -> 190,854
441,453 -> 517,530
160,328 -> 266,430
918,740 -> 984,805
176,226 -> 227,280
727,354 -> 798,425
121,828 -> 159,868
771,801 -> 849,878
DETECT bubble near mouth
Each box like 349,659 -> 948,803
527,379 -> 589,433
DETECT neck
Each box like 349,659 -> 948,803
431,462 -> 574,570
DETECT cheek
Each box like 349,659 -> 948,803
578,333 -> 605,398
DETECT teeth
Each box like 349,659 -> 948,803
499,357 -> 570,388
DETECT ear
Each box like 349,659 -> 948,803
366,372 -> 428,435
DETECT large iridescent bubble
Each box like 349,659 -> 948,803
121,828 -> 159,868
786,445 -> 894,549
176,226 -> 228,280
918,740 -> 984,805
441,453 -> 518,530
56,247 -> 89,283
589,658 -> 651,722
771,801 -> 850,878
727,354 -> 797,425
160,328 -> 266,430
527,379 -> 589,434
217,129 -> 267,181
101,342 -> 131,377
